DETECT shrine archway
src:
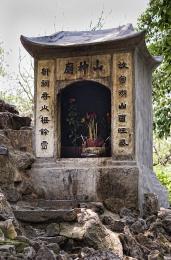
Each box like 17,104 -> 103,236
60,80 -> 111,158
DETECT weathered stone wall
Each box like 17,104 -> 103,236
134,48 -> 169,209
134,48 -> 153,169
96,166 -> 138,211
29,159 -> 139,213
138,165 -> 169,209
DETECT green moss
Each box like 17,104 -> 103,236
14,241 -> 29,253
0,239 -> 29,253
5,226 -> 17,240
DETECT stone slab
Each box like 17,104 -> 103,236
15,199 -> 77,209
13,208 -> 77,223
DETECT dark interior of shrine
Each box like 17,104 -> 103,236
60,80 -> 111,158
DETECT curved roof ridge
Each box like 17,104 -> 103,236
21,23 -> 135,47
20,23 -> 160,67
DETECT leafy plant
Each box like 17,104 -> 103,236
153,136 -> 171,203
156,169 -> 171,203
153,136 -> 171,166
137,0 -> 171,138
66,98 -> 80,146
0,47 -> 34,115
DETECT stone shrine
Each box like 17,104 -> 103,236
20,24 -> 168,212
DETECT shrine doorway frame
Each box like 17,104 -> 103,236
55,79 -> 112,159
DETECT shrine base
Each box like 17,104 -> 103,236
29,158 -> 169,213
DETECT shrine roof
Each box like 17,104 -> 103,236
22,24 -> 137,47
20,24 -> 162,66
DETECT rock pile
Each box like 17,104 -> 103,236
0,99 -> 31,130
0,191 -> 170,259
0,100 -> 19,115
118,205 -> 171,259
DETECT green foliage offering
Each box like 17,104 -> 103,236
66,99 -> 80,146
137,0 -> 171,138
156,167 -> 171,203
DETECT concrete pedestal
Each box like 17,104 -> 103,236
29,158 -> 169,213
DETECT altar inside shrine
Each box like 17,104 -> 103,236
20,24 -> 168,212
60,80 -> 111,158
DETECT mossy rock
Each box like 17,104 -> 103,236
0,239 -> 29,253
15,241 -> 29,253
6,224 -> 17,240
0,219 -> 17,240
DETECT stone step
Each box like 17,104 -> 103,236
37,199 -> 78,209
32,158 -> 137,169
15,199 -> 78,209
13,207 -> 77,223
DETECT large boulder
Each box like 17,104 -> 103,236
0,149 -> 35,202
0,154 -> 19,185
0,132 -> 35,201
59,209 -> 123,258
4,129 -> 33,153
0,133 -> 34,171
9,150 -> 35,171
0,112 -> 31,130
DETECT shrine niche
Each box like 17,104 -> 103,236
20,24 -> 169,212
60,80 -> 111,158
